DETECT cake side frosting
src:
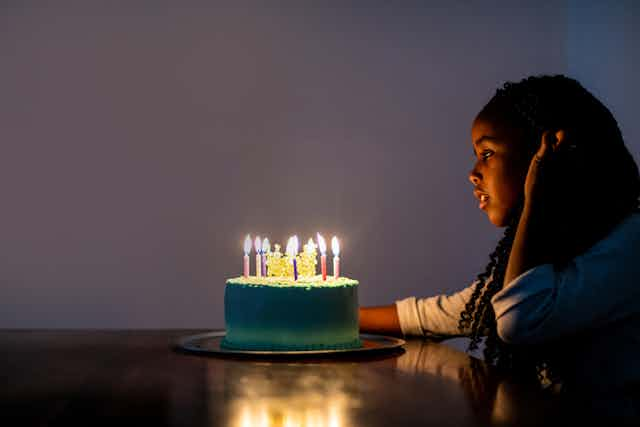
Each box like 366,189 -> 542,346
222,276 -> 361,351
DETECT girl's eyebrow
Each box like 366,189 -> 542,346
473,135 -> 501,146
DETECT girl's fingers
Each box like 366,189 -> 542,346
533,130 -> 556,164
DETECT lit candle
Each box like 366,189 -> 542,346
293,236 -> 299,280
331,236 -> 340,279
317,233 -> 327,281
243,234 -> 252,277
254,236 -> 262,278
262,238 -> 270,276
305,238 -> 315,254
286,235 -> 299,280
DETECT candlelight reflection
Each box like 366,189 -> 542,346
233,399 -> 343,427
210,361 -> 362,427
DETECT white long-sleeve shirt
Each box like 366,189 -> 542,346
396,210 -> 640,391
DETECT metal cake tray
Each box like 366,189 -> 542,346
174,331 -> 405,358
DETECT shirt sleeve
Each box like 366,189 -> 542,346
395,282 -> 478,337
491,222 -> 640,345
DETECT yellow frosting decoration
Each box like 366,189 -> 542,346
265,244 -> 289,277
298,239 -> 318,276
265,241 -> 319,278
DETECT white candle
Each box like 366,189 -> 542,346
317,233 -> 327,280
331,236 -> 340,279
254,236 -> 262,277
243,234 -> 252,277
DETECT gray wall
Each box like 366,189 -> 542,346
0,1 -> 635,328
568,0 -> 639,156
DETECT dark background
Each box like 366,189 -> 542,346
1,0 -> 637,328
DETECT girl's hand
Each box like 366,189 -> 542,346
523,130 -> 566,207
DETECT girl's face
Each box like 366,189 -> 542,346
469,115 -> 533,227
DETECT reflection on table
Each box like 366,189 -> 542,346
2,331 -> 638,426
210,337 -> 639,426
207,338 -> 555,427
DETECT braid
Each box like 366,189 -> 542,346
476,232 -> 514,362
458,251 -> 497,333
459,211 -> 519,353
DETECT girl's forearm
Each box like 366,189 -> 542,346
359,305 -> 403,336
504,202 -> 552,287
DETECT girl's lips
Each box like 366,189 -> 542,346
473,189 -> 490,210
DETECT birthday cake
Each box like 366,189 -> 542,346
222,276 -> 360,351
221,234 -> 361,351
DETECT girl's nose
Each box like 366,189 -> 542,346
469,170 -> 481,185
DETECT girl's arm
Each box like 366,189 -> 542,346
359,305 -> 402,336
492,214 -> 640,344
504,130 -> 563,286
360,284 -> 477,338
504,201 -> 551,286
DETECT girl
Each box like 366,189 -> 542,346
360,75 -> 640,396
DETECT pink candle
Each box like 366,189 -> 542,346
331,236 -> 340,279
243,254 -> 250,278
317,233 -> 327,281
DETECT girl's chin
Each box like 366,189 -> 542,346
488,217 -> 507,228
486,208 -> 512,228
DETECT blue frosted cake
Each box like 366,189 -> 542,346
222,275 -> 361,351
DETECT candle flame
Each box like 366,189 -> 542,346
243,235 -> 252,255
254,236 -> 262,253
305,237 -> 316,254
317,233 -> 327,255
262,238 -> 270,253
331,236 -> 340,256
286,235 -> 299,257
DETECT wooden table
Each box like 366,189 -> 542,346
0,330 -> 632,426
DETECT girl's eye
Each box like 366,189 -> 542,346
481,150 -> 494,160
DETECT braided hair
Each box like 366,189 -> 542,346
458,75 -> 640,387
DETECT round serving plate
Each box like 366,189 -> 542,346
174,331 -> 405,359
